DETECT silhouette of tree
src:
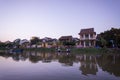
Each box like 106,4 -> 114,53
30,37 -> 40,45
96,28 -> 120,48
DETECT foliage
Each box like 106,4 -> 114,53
0,42 -> 6,49
5,42 -> 13,48
24,47 -> 55,52
96,37 -> 107,48
71,48 -> 112,54
13,39 -> 21,48
63,41 -> 75,46
96,28 -> 120,48
30,37 -> 40,45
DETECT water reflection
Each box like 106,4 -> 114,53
77,54 -> 98,75
0,51 -> 120,77
97,54 -> 120,77
58,53 -> 76,66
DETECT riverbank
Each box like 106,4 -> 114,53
24,48 -> 55,52
0,47 -> 120,54
24,48 -> 120,54
71,48 -> 120,54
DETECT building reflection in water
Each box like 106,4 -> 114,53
0,51 -> 120,77
76,54 -> 98,75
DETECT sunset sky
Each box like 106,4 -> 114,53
0,0 -> 120,42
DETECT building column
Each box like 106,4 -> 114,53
83,34 -> 85,39
89,34 -> 90,39
79,41 -> 81,46
84,54 -> 86,61
89,41 -> 91,47
93,41 -> 96,47
84,41 -> 86,47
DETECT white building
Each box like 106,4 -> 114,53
78,28 -> 96,47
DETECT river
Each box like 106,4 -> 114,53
0,51 -> 120,80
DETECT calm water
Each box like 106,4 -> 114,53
0,51 -> 120,80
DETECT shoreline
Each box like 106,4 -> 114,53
0,48 -> 120,54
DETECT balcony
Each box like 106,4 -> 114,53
80,37 -> 96,40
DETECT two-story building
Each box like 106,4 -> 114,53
40,37 -> 57,48
59,36 -> 73,42
58,36 -> 73,47
78,28 -> 96,47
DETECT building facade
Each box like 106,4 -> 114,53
59,36 -> 73,42
78,28 -> 96,47
59,36 -> 73,47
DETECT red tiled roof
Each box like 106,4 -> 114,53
79,28 -> 96,35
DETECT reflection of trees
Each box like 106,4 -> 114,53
41,52 -> 52,63
97,54 -> 120,77
12,52 -> 28,61
0,52 -> 12,58
0,51 -> 56,63
1,52 -> 120,77
26,51 -> 55,63
77,54 -> 98,75
28,51 -> 42,63
12,54 -> 20,61
58,53 -> 76,66
25,51 -> 55,63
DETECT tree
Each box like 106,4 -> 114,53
5,42 -> 13,49
96,37 -> 107,48
13,39 -> 21,48
0,42 -> 6,49
30,37 -> 40,48
101,37 -> 107,48
97,28 -> 120,48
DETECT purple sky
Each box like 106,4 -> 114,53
0,0 -> 120,42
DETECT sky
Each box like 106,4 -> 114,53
0,0 -> 120,42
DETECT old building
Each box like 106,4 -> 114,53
59,36 -> 73,42
78,28 -> 96,47
41,37 -> 58,48
59,36 -> 73,47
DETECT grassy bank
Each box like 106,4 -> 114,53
23,48 -> 55,52
0,47 -> 120,54
0,48 -> 8,50
71,48 -> 120,54
71,48 -> 107,54
24,47 -> 120,54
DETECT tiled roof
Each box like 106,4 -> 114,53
40,37 -> 57,42
59,36 -> 73,40
79,28 -> 96,35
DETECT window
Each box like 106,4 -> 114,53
81,35 -> 83,38
85,40 -> 89,46
90,34 -> 93,38
81,41 -> 84,46
85,34 -> 89,39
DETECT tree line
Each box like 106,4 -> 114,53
96,28 -> 120,48
0,28 -> 120,49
